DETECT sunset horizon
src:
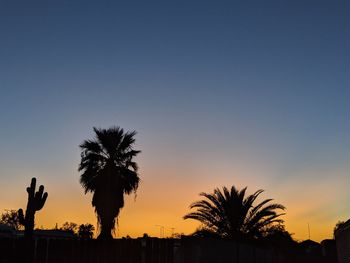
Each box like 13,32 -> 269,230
1,1 -> 350,262
1,124 -> 346,242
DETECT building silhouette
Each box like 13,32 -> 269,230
335,219 -> 350,263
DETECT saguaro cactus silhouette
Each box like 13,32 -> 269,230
18,177 -> 48,238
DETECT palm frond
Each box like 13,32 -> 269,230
184,185 -> 286,241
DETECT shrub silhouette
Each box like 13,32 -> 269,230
0,210 -> 23,231
61,222 -> 78,235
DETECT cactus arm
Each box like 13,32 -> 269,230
34,185 -> 48,210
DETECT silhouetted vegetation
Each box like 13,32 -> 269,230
184,185 -> 285,242
0,210 -> 22,230
60,222 -> 78,235
78,223 -> 95,239
79,126 -> 141,240
0,127 -> 340,263
333,220 -> 345,237
262,224 -> 294,242
55,222 -> 95,239
260,223 -> 298,253
18,177 -> 48,238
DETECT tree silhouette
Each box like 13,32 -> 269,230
61,222 -> 78,235
0,210 -> 22,231
334,220 -> 346,238
79,126 -> 140,240
78,223 -> 95,239
184,186 -> 285,241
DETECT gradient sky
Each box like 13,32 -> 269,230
1,0 -> 350,241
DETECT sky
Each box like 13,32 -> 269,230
0,0 -> 350,241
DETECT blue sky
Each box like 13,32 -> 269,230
0,0 -> 350,240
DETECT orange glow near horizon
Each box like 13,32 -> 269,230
1,163 -> 347,243
1,0 -> 350,248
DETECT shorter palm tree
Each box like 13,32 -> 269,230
184,186 -> 285,241
78,223 -> 95,239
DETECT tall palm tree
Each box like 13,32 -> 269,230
184,186 -> 285,241
79,126 -> 140,240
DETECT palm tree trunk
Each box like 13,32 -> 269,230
98,225 -> 113,240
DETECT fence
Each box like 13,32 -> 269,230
0,237 -> 325,263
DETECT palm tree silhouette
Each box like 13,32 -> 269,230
79,126 -> 140,240
184,186 -> 285,241
78,223 -> 95,239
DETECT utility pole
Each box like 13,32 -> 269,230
170,227 -> 175,238
308,223 -> 311,240
155,225 -> 164,238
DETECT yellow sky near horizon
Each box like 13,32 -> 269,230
1,0 -> 350,247
1,162 -> 348,242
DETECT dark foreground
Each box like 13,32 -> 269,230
0,237 -> 337,263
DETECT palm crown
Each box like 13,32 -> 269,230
79,126 -> 140,239
184,186 -> 285,241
